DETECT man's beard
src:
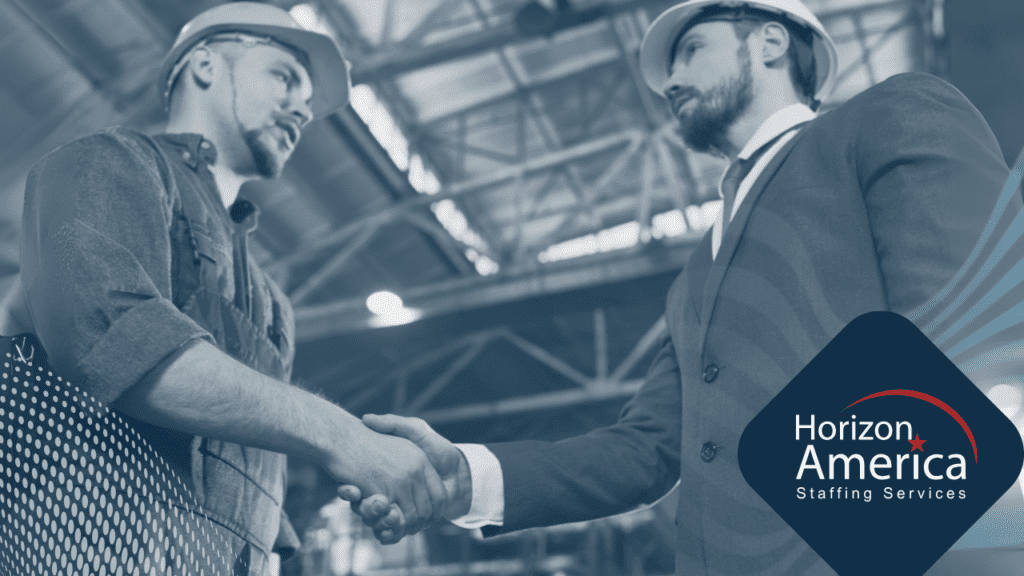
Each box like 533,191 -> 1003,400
675,43 -> 754,154
242,127 -> 288,179
229,67 -> 292,179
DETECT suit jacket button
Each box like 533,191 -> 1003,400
701,442 -> 717,463
703,364 -> 719,383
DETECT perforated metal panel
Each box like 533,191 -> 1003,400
0,335 -> 236,575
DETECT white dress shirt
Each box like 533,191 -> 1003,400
450,103 -> 818,530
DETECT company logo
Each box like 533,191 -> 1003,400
739,312 -> 1024,576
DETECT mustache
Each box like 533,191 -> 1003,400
668,87 -> 702,116
270,112 -> 302,147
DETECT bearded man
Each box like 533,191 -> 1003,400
344,0 -> 1022,574
14,4 -> 447,574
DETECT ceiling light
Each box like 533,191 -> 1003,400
369,307 -> 423,328
366,291 -> 404,316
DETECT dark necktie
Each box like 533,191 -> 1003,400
720,126 -> 801,230
720,154 -> 755,228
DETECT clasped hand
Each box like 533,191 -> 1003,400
339,414 -> 471,544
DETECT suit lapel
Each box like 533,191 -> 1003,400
697,125 -> 811,346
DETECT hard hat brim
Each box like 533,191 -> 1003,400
639,0 -> 837,102
159,22 -> 351,118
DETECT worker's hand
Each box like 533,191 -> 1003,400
325,422 -> 448,539
338,415 -> 472,544
335,487 -> 406,544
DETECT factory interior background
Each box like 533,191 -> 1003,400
1,0 -> 1023,574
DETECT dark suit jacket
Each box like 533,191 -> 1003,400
485,73 -> 1020,575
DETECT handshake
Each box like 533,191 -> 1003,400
335,414 -> 472,544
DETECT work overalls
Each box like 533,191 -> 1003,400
153,132 -> 300,576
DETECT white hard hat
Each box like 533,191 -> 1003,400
159,2 -> 351,117
639,0 -> 838,102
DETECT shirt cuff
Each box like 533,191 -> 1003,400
75,297 -> 213,404
450,443 -> 504,529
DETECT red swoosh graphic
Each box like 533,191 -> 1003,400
842,389 -> 977,463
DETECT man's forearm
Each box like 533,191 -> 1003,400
113,339 -> 450,532
112,339 -> 450,533
114,340 -> 355,466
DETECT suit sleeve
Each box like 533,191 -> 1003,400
21,131 -> 213,404
855,72 -> 1013,315
484,334 -> 682,534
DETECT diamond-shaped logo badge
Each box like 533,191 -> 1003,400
739,312 -> 1024,576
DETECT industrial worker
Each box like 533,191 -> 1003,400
341,0 -> 1023,574
16,3 -> 446,573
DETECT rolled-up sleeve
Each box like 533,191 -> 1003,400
21,130 -> 213,404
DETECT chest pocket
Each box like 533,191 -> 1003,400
170,214 -> 290,374
172,216 -> 231,305
172,217 -> 233,340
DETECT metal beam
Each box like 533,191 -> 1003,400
404,334 -> 492,414
594,308 -> 608,381
851,12 -> 881,86
348,0 -> 672,83
289,224 -> 378,304
400,211 -> 478,273
499,329 -> 594,389
830,12 -> 916,90
295,236 -> 698,340
504,172 -> 531,266
609,12 -> 664,130
638,140 -> 656,241
420,53 -> 621,128
447,130 -> 644,198
400,0 -> 467,48
592,132 -> 645,191
653,129 -> 698,216
610,315 -> 668,382
9,0 -> 112,88
0,0 -> 166,188
418,380 -> 645,425
347,0 -> 907,84
817,0 -> 914,22
421,134 -> 523,164
266,108 -> 477,280
341,329 -> 507,413
275,130 -> 645,270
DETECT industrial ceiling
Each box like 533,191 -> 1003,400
0,0 -> 949,444
12,0 -> 1013,566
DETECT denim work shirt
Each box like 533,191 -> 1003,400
20,128 -> 301,559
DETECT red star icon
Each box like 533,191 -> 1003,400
909,433 -> 927,452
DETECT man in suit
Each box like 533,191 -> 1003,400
343,0 -> 1020,573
